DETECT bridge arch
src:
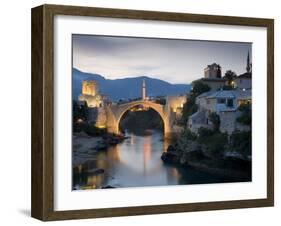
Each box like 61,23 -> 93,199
106,100 -> 172,137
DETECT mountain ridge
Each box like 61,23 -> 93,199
73,68 -> 191,101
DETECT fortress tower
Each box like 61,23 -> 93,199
79,80 -> 103,108
82,81 -> 98,96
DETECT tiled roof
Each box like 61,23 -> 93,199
207,90 -> 236,99
197,91 -> 214,99
200,78 -> 226,82
201,90 -> 252,99
237,72 -> 252,79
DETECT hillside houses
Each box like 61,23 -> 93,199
188,90 -> 251,134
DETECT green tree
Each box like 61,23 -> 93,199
180,81 -> 210,125
209,112 -> 220,131
223,70 -> 237,87
230,131 -> 251,157
180,97 -> 198,125
191,81 -> 211,98
73,100 -> 88,122
236,103 -> 251,126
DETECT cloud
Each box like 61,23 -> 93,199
73,35 -> 251,84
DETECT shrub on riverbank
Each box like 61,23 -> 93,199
162,127 -> 251,180
236,103 -> 251,126
197,128 -> 228,158
73,122 -> 107,136
230,131 -> 251,157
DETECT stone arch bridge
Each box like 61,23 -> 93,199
105,100 -> 175,138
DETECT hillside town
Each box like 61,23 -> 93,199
188,51 -> 252,135
161,52 -> 252,180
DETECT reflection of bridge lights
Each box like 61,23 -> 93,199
96,125 -> 106,129
130,135 -> 134,145
107,145 -> 121,162
143,136 -> 152,163
77,118 -> 83,123
86,174 -> 104,189
171,168 -> 179,177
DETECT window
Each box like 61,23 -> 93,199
217,98 -> 226,104
227,99 -> 234,107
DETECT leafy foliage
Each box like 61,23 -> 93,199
236,103 -> 251,126
83,124 -> 107,136
198,129 -> 228,157
73,100 -> 89,123
197,127 -> 215,139
223,70 -> 237,87
191,81 -> 211,97
180,81 -> 210,125
209,112 -> 220,131
180,97 -> 198,125
181,128 -> 197,141
230,131 -> 252,157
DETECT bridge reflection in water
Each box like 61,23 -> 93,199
73,130 -> 224,190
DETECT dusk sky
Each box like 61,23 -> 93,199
72,35 -> 252,84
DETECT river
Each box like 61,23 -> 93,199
73,130 -> 226,190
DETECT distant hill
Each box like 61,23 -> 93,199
73,68 -> 191,101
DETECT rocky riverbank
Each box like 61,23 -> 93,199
161,144 -> 251,181
73,132 -> 126,166
73,132 -> 126,189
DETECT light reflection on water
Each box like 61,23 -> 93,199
73,130 -> 223,190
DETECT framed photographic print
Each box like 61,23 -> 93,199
31,4 -> 274,221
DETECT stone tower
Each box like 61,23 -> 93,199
82,81 -> 98,96
142,78 -> 146,100
79,80 -> 103,108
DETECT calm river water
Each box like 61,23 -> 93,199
73,130 -> 225,190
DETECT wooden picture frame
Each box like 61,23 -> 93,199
31,4 -> 274,221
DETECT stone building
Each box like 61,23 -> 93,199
81,80 -> 98,96
234,51 -> 252,90
234,72 -> 252,90
195,63 -> 226,91
166,95 -> 187,120
78,80 -> 107,128
79,81 -> 104,108
188,90 -> 251,134
204,63 -> 222,79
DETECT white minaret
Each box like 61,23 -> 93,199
142,78 -> 146,100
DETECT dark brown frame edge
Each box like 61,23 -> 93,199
31,4 -> 274,221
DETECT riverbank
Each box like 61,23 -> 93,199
73,130 -> 239,190
161,145 -> 251,181
73,132 -> 102,168
73,132 -> 126,174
